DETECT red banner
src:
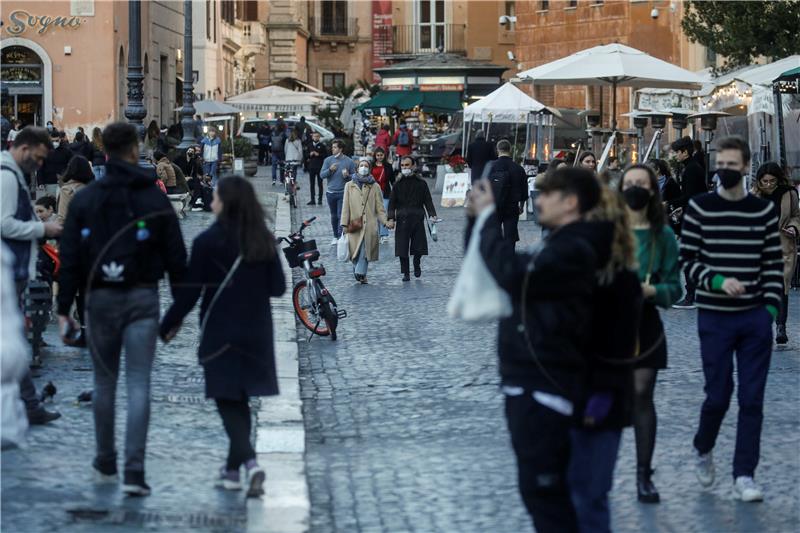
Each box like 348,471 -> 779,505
372,0 -> 392,83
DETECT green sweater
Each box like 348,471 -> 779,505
634,226 -> 681,308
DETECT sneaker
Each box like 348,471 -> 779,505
272,180 -> 277,186
695,450 -> 715,488
215,466 -> 242,491
380,236 -> 389,244
330,238 -> 338,246
246,466 -> 266,498
776,325 -> 788,345
27,407 -> 61,425
672,297 -> 696,309
191,207 -> 203,212
92,462 -> 118,484
122,471 -> 151,497
307,200 -> 316,206
733,476 -> 764,502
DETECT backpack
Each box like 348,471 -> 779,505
82,187 -> 153,288
486,162 -> 512,209
397,129 -> 410,147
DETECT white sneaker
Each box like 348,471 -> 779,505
733,476 -> 764,502
92,466 -> 118,484
330,238 -> 338,245
695,450 -> 715,487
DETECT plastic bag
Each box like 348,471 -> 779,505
337,233 -> 349,262
447,207 -> 512,321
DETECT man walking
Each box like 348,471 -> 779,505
306,131 -> 328,206
269,124 -> 287,185
320,140 -> 355,244
671,136 -> 708,309
1,127 -> 63,425
482,139 -> 528,244
256,122 -> 271,166
57,122 -> 187,496
200,128 -> 222,187
466,130 -> 495,184
680,136 -> 782,502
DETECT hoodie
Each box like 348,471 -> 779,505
56,158 -> 187,315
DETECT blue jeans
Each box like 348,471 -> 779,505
567,428 -> 622,533
353,241 -> 369,276
271,153 -> 284,182
202,161 -> 219,187
86,288 -> 159,473
327,191 -> 344,238
379,198 -> 390,237
694,306 -> 773,478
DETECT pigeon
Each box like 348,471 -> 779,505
76,390 -> 93,404
39,381 -> 57,403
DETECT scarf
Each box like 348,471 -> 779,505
354,170 -> 375,187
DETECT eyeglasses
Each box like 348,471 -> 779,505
760,179 -> 777,186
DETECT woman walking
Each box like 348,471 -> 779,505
160,176 -> 285,498
340,158 -> 388,284
284,130 -> 304,174
57,155 -> 94,223
619,164 -> 681,503
751,162 -> 799,345
371,147 -> 395,244
387,157 -> 437,281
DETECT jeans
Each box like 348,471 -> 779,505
216,397 -> 256,471
327,191 -> 344,238
202,161 -> 219,187
86,287 -> 159,473
505,392 -> 579,533
258,144 -> 269,165
379,198 -> 390,237
567,428 -> 622,533
271,153 -> 284,182
308,168 -> 323,202
694,307 -> 773,478
353,241 -> 369,276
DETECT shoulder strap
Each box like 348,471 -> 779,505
200,255 -> 243,336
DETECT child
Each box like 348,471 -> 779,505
34,196 -> 58,223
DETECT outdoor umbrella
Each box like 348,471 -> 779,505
191,100 -> 241,115
518,43 -> 704,131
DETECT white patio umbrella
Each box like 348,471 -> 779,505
519,43 -> 704,131
463,82 -> 546,122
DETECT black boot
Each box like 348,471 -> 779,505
413,256 -> 421,278
776,324 -> 788,345
400,258 -> 410,282
637,466 -> 660,503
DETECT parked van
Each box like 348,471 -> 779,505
239,118 -> 335,146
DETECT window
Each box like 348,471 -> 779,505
504,1 -> 516,30
418,0 -> 445,51
540,0 -> 549,10
206,0 -> 211,40
240,0 -> 258,22
321,0 -> 347,35
567,0 -> 578,7
221,0 -> 235,24
213,0 -> 217,42
594,0 -> 604,4
322,73 -> 345,92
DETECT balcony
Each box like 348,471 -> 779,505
241,22 -> 267,56
309,16 -> 359,42
376,24 -> 466,60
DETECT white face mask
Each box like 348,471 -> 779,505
401,168 -> 412,176
358,167 -> 370,176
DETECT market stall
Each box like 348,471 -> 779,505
226,85 -> 325,117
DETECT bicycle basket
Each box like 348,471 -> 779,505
282,239 -> 317,268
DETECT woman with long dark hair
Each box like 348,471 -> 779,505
160,176 -> 285,498
751,162 -> 799,345
57,155 -> 94,223
618,164 -> 681,503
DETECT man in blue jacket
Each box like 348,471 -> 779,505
200,128 -> 222,187
320,140 -> 355,244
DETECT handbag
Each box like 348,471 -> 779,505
346,185 -> 370,233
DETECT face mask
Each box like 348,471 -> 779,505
358,167 -> 370,176
401,168 -> 412,176
622,186 -> 651,211
715,168 -> 742,190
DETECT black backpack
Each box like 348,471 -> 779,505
487,162 -> 512,209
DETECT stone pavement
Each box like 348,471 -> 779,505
286,168 -> 800,533
0,173 -> 308,533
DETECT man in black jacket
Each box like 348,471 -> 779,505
466,130 -> 496,183
468,167 -> 606,533
671,136 -> 707,309
38,131 -> 71,196
305,131 -> 327,205
481,139 -> 528,245
56,122 -> 187,497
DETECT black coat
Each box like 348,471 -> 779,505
39,143 -> 71,185
306,141 -> 328,171
466,138 -> 496,182
160,222 -> 286,400
676,159 -> 707,209
484,156 -> 528,216
69,140 -> 95,161
388,174 -> 436,257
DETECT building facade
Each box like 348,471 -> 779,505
1,0 -> 185,132
514,0 -> 711,128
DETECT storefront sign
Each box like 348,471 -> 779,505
4,10 -> 83,36
371,0 -> 392,83
420,84 -> 464,92
382,85 -> 413,91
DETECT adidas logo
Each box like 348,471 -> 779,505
101,261 -> 125,282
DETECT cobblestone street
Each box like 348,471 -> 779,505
288,171 -> 800,533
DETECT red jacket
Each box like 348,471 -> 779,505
375,129 -> 391,151
392,129 -> 413,156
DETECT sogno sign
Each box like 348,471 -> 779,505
4,10 -> 83,35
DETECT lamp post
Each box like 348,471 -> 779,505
124,0 -> 147,160
178,0 -> 197,149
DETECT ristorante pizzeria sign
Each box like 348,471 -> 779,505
3,10 -> 84,35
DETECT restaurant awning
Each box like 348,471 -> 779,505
419,91 -> 462,113
358,90 -> 461,113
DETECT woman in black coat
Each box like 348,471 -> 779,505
650,159 -> 682,235
387,156 -> 437,281
160,176 -> 285,498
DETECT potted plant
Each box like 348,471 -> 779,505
442,153 -> 466,173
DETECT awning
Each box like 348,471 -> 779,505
358,90 -> 461,113
420,91 -> 462,112
357,90 -> 415,111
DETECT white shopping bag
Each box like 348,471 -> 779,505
447,206 -> 513,321
337,233 -> 349,262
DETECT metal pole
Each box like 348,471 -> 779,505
773,85 -> 787,167
125,0 -> 148,163
523,112 -> 531,159
179,0 -> 196,149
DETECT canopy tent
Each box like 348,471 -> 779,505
519,43 -> 704,131
773,63 -> 800,172
356,90 -> 461,114
463,82 -> 546,122
184,99 -> 240,115
226,85 -> 323,114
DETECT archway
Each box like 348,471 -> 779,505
0,38 -> 53,126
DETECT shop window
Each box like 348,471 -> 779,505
321,0 -> 347,35
322,73 -> 345,92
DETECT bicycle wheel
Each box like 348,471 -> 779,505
292,280 -> 330,336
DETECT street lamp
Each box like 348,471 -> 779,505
124,0 -> 148,162
178,0 -> 197,149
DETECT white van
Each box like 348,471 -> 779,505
239,118 -> 335,146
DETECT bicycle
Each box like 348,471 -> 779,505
283,160 -> 299,208
280,216 -> 346,341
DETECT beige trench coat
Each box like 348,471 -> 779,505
777,189 -> 800,293
340,181 -> 387,261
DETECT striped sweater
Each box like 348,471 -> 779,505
679,192 -> 782,313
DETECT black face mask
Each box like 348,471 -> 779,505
623,186 -> 651,211
715,168 -> 742,190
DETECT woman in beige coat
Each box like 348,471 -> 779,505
751,162 -> 800,345
340,158 -> 389,284
57,155 -> 94,224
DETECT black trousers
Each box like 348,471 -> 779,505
258,145 -> 269,165
308,168 -> 323,201
778,293 -> 789,326
399,256 -> 421,274
505,393 -> 579,533
215,397 -> 256,471
500,214 -> 520,243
